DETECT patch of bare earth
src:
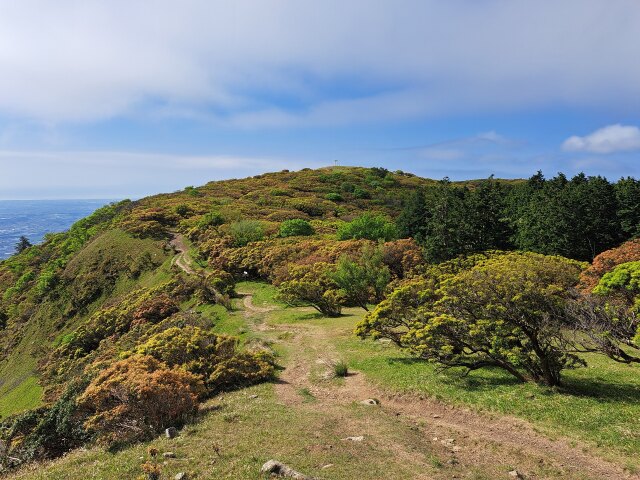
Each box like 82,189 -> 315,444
170,233 -> 196,275
257,307 -> 637,480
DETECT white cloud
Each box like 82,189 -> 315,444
562,124 -> 640,154
476,131 -> 508,144
0,1 -> 638,124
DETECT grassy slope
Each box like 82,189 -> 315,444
0,230 -> 170,419
12,282 -> 639,479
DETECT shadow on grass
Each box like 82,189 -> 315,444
560,376 -> 640,402
384,357 -> 640,402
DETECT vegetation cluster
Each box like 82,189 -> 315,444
0,166 -> 639,474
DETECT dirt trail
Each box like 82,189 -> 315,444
170,233 -> 196,275
170,248 -> 636,479
237,292 -> 275,316
251,307 -> 637,480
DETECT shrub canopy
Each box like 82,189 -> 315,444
357,252 -> 585,386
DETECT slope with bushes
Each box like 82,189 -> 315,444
0,166 -> 639,478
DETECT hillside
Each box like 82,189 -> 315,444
0,166 -> 639,479
0,167 -> 427,416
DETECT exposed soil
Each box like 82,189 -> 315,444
170,233 -> 196,275
264,314 -> 638,480
238,293 -> 275,316
173,241 -> 637,479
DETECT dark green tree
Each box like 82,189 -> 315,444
396,187 -> 428,241
567,174 -> 621,260
466,176 -> 513,252
509,173 -> 621,261
421,179 -> 471,263
615,177 -> 640,238
15,235 -> 32,254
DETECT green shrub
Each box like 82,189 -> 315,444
279,219 -> 315,237
198,211 -> 225,229
277,262 -> 344,317
357,252 -> 585,386
184,186 -> 201,197
336,213 -> 397,241
334,360 -> 348,377
132,326 -> 274,393
340,182 -> 356,193
175,204 -> 191,217
229,220 -> 265,246
0,381 -> 90,466
353,187 -> 371,199
325,192 -> 343,202
270,188 -> 291,197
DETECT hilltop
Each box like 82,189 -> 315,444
0,166 -> 639,479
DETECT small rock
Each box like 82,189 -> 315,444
248,394 -> 258,399
432,414 -> 441,418
321,464 -> 334,469
175,473 -> 188,480
508,470 -> 525,479
163,452 -> 176,458
360,398 -> 380,406
261,460 -> 316,479
342,436 -> 364,442
441,438 -> 455,447
165,427 -> 178,439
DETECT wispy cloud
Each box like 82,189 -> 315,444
0,1 -> 638,125
562,124 -> 640,154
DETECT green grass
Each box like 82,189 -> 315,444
235,280 -> 286,307
0,230 -> 172,420
196,303 -> 251,339
8,383 -> 448,480
261,297 -> 639,466
0,374 -> 42,420
326,314 -> 640,466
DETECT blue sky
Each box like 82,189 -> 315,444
0,0 -> 639,199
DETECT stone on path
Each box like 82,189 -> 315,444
360,398 -> 380,406
261,460 -> 316,479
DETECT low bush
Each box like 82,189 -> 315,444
229,220 -> 265,246
278,262 -> 344,317
325,193 -> 343,202
131,326 -> 274,394
77,355 -> 204,447
334,360 -> 348,377
279,219 -> 315,238
336,213 -> 397,241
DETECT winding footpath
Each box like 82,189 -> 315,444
170,233 -> 637,480
170,233 -> 196,275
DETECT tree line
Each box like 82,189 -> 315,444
397,172 -> 640,263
